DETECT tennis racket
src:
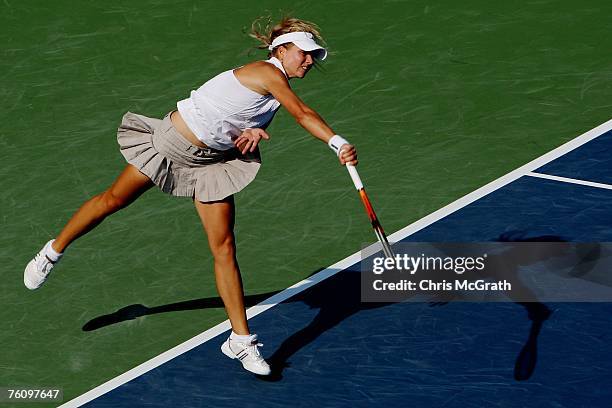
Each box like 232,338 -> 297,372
346,164 -> 394,259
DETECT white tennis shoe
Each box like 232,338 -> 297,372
24,240 -> 61,290
221,334 -> 271,376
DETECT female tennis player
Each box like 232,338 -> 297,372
23,17 -> 357,376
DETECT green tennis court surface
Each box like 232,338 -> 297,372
2,1 -> 611,406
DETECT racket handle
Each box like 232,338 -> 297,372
346,164 -> 364,190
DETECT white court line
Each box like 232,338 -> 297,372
526,172 -> 612,191
59,117 -> 612,408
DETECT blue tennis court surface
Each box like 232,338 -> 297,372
71,121 -> 612,408
535,129 -> 612,185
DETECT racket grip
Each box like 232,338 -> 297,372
346,164 -> 364,190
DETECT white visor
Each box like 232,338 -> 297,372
268,32 -> 328,60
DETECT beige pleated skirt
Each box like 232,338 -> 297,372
117,111 -> 261,202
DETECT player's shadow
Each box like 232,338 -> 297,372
262,232 -> 600,382
82,234 -> 602,383
259,278 -> 536,382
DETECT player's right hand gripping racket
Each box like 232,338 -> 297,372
346,164 -> 394,259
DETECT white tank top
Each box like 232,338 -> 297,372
176,57 -> 288,150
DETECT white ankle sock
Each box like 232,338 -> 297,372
45,239 -> 63,262
230,331 -> 252,343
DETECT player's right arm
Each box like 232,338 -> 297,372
261,65 -> 358,165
